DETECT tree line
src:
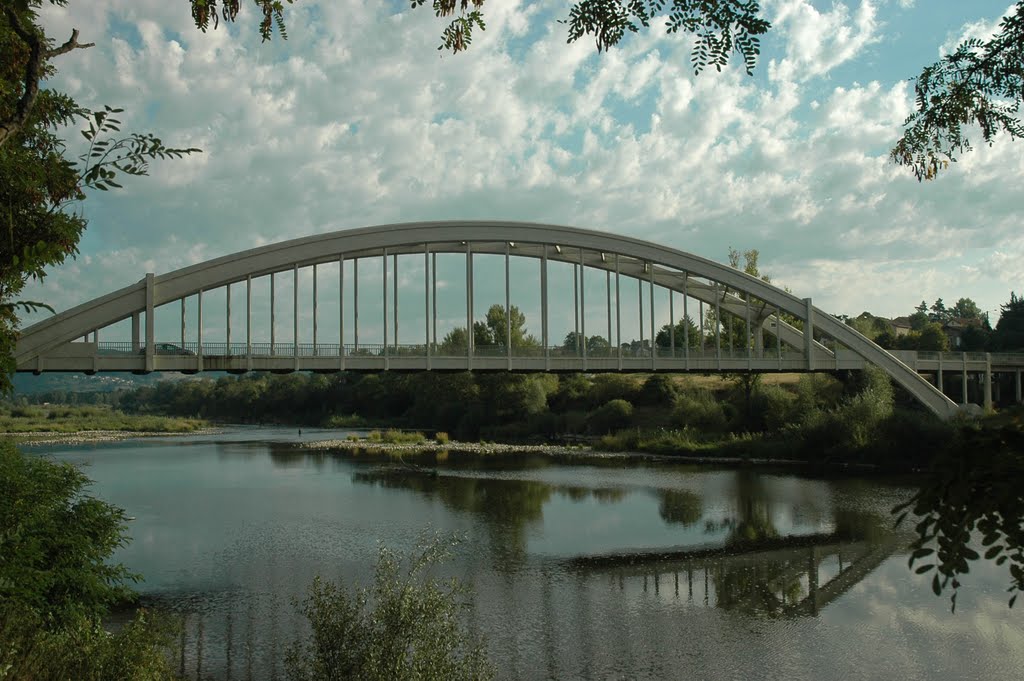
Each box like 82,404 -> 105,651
840,291 -> 1024,352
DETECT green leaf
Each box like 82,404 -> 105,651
932,574 -> 942,596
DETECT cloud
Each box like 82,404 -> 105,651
766,0 -> 881,82
21,0 -> 1024,332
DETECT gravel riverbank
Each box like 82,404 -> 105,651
301,438 -> 587,456
7,429 -> 220,446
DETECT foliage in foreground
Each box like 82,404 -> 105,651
0,441 -> 137,622
0,604 -> 180,681
285,537 -> 493,681
0,441 -> 180,679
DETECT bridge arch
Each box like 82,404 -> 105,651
15,221 -> 959,419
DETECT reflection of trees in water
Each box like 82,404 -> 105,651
353,469 -> 551,568
701,470 -> 780,545
352,469 -> 634,568
657,489 -> 703,527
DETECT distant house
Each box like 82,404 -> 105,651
890,317 -> 913,337
943,320 -> 965,349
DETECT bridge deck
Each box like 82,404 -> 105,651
23,342 -> 1024,376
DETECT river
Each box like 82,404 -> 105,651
39,426 -> 1023,680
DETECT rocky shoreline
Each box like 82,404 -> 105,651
7,428 -> 220,446
300,438 -> 587,456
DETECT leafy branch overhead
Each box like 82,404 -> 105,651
892,4 -> 1024,180
79,106 -> 201,192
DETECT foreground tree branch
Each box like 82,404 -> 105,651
0,7 -> 92,149
891,3 -> 1024,180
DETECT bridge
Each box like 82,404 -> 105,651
14,221 -> 1024,417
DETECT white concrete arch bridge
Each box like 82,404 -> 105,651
14,221 -> 1024,419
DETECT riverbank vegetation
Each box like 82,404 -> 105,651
0,403 -> 205,437
0,440 -> 181,679
107,367 -> 964,468
285,536 -> 493,681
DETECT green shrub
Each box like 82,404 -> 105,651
673,389 -> 728,432
285,537 -> 493,681
587,399 -> 634,434
0,604 -> 180,681
0,442 -> 180,678
367,430 -> 383,443
435,431 -> 450,444
636,374 -> 678,407
588,375 -> 640,408
595,430 -> 641,451
0,442 -> 137,625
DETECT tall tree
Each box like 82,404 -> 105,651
1,3 -> 197,394
992,291 -> 1024,350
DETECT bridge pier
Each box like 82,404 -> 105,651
1016,370 -> 1022,404
985,353 -> 993,411
962,355 -> 968,406
804,297 -> 814,371
145,273 -> 154,373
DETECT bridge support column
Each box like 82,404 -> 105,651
383,250 -> 389,370
466,242 -> 473,370
542,247 -> 549,371
508,244 -> 514,371
580,248 -> 587,368
132,312 -> 140,353
432,252 -> 438,351
246,275 -> 252,372
606,269 -> 612,359
573,263 -> 580,355
984,353 -> 993,411
753,326 -> 763,359
615,254 -> 621,371
804,297 -> 814,371
226,283 -> 231,356
962,353 -> 968,405
293,264 -> 299,371
425,244 -> 432,371
312,264 -> 318,356
669,288 -> 675,358
197,288 -> 204,371
682,273 -> 690,367
745,296 -> 752,370
339,255 -> 345,370
144,273 -> 154,372
393,253 -> 398,356
1016,370 -> 1021,404
649,263 -> 655,370
353,259 -> 359,353
937,354 -> 944,393
714,284 -> 721,370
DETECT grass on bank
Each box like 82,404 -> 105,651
0,404 -> 205,434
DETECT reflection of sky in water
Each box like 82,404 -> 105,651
36,428 -> 1024,681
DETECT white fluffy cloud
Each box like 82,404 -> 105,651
20,0 -> 1024,333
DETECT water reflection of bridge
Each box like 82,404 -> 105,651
580,535 -> 901,618
167,531 -> 903,680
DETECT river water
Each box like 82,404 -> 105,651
40,427 -> 1022,680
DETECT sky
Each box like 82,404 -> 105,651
21,0 -> 1024,346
